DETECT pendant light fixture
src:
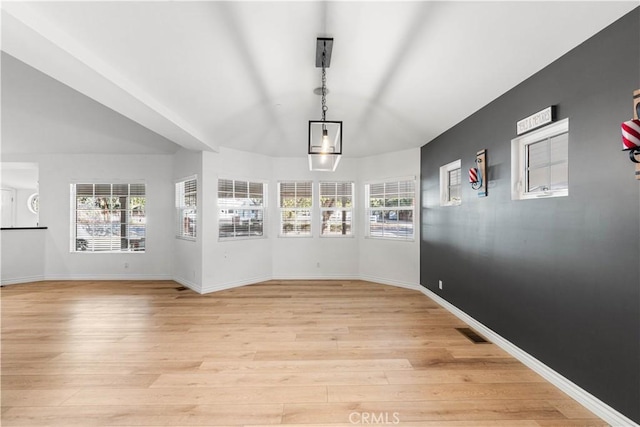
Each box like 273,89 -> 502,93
309,37 -> 342,171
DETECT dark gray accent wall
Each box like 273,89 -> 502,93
420,8 -> 639,423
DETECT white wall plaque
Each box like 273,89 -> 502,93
517,106 -> 555,135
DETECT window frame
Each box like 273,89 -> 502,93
278,181 -> 313,238
175,176 -> 197,241
218,178 -> 267,241
439,159 -> 462,206
70,182 -> 146,253
511,118 -> 569,200
364,177 -> 416,241
319,181 -> 354,238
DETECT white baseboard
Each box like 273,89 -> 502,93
271,274 -> 360,281
1,275 -> 45,286
43,274 -> 173,281
201,275 -> 273,294
359,275 -> 421,291
172,276 -> 201,294
419,285 -> 638,427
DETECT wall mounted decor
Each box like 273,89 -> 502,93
469,149 -> 487,197
516,106 -> 556,135
621,89 -> 640,179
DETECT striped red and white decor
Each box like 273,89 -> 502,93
469,167 -> 478,183
621,119 -> 640,150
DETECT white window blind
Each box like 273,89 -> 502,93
511,118 -> 569,200
439,159 -> 462,206
319,181 -> 353,236
218,178 -> 265,238
176,177 -> 197,239
365,179 -> 415,240
525,132 -> 568,194
72,183 -> 146,252
279,181 -> 312,236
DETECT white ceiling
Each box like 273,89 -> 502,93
1,1 -> 637,158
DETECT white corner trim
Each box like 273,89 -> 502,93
201,275 -> 274,294
418,286 -> 638,427
172,276 -> 202,294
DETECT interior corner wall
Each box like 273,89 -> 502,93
3,153 -> 175,281
359,148 -> 421,288
201,148 -> 274,293
420,9 -> 640,423
270,156 -> 360,281
172,148 -> 203,292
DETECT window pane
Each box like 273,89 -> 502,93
448,184 -> 461,202
367,180 -> 414,240
73,183 -> 145,252
234,181 -> 248,198
218,179 -> 233,193
94,184 -> 111,196
369,183 -> 385,196
550,163 -> 568,190
369,210 -> 384,237
177,178 -> 197,238
526,133 -> 567,194
321,210 -> 352,236
112,184 -> 128,196
320,182 -> 353,236
384,197 -> 399,207
448,168 -> 461,186
399,194 -> 414,207
550,133 -> 568,163
398,181 -> 415,193
219,179 -> 264,238
448,168 -> 461,203
527,167 -> 549,192
369,197 -> 383,208
527,139 -> 550,169
385,182 -> 399,194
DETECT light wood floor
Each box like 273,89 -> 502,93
1,280 -> 606,426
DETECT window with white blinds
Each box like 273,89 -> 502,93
511,118 -> 569,200
176,177 -> 197,239
218,179 -> 265,239
72,183 -> 146,252
439,159 -> 462,206
279,181 -> 312,236
319,182 -> 353,236
365,179 -> 415,240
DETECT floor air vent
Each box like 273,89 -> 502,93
175,286 -> 188,291
456,327 -> 490,344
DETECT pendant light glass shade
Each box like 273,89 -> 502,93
309,120 -> 342,171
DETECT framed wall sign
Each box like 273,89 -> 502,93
516,106 -> 556,135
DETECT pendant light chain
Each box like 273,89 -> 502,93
321,44 -> 328,122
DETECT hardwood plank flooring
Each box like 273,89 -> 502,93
1,280 -> 607,426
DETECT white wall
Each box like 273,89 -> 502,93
1,149 -> 420,290
358,148 -> 421,288
3,153 -> 174,281
201,147 -> 273,293
172,148 -> 203,292
1,228 -> 45,284
1,163 -> 39,227
271,156 -> 360,280
15,188 -> 38,227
